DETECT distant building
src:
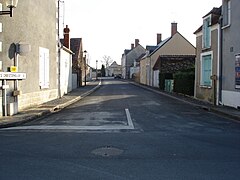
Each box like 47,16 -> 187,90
106,61 -> 121,77
121,39 -> 146,79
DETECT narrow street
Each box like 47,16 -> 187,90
1,79 -> 240,180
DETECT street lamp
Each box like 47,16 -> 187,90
0,0 -> 18,17
96,60 -> 98,80
83,50 -> 87,86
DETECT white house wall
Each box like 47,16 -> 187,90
60,49 -> 72,97
153,70 -> 159,88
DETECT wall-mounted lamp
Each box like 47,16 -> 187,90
0,0 -> 18,17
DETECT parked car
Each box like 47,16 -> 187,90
114,74 -> 122,79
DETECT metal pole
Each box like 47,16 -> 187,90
3,80 -> 7,116
14,47 -> 19,113
57,0 -> 62,98
84,55 -> 86,86
96,60 -> 98,80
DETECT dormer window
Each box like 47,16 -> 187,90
202,15 -> 211,49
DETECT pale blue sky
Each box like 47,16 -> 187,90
63,0 -> 222,67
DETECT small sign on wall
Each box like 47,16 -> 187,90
10,66 -> 18,72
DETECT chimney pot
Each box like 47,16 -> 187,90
171,22 -> 177,36
131,43 -> 134,50
63,25 -> 70,48
135,39 -> 139,47
157,33 -> 162,44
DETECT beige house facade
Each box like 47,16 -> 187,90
194,7 -> 221,105
140,23 -> 196,87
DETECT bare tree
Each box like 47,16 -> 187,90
101,55 -> 113,68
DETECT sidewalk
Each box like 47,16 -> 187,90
0,80 -> 101,128
130,81 -> 240,122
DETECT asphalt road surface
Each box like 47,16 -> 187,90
1,79 -> 240,180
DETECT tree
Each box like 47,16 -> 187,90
102,55 -> 113,68
101,65 -> 106,77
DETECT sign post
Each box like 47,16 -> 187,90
1,72 -> 26,116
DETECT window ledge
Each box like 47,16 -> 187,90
222,24 -> 231,30
200,85 -> 212,89
202,47 -> 211,51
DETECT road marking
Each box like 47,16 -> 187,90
3,125 -> 134,130
3,109 -> 135,131
125,108 -> 134,129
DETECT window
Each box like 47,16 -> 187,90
39,47 -> 49,89
223,0 -> 231,27
202,16 -> 211,49
201,53 -> 212,87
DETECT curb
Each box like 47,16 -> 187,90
0,81 -> 102,128
210,108 -> 240,121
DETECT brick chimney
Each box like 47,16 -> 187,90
135,39 -> 139,47
157,33 -> 162,44
171,22 -> 177,36
131,43 -> 134,50
63,25 -> 70,48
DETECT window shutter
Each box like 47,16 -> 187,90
44,52 -> 50,88
39,49 -> 44,87
201,55 -> 212,86
39,47 -> 50,89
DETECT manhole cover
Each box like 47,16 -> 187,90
92,146 -> 123,157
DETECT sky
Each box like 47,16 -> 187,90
62,0 -> 222,68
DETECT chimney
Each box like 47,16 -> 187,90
63,25 -> 70,48
131,43 -> 134,50
135,39 -> 139,47
157,33 -> 162,44
171,22 -> 177,36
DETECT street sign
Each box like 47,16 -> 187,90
0,72 -> 26,80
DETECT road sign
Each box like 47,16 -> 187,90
0,72 -> 26,80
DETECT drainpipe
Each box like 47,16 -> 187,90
57,0 -> 61,98
14,46 -> 19,112
218,15 -> 223,104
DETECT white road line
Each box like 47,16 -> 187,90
125,108 -> 134,129
3,125 -> 134,130
3,109 -> 135,131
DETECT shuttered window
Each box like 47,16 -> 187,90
201,54 -> 212,86
39,47 -> 49,89
203,16 -> 211,49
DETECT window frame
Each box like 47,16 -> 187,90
222,0 -> 231,28
202,15 -> 211,49
200,51 -> 213,88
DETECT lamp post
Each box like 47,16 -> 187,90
96,60 -> 98,80
83,50 -> 87,86
0,0 -> 18,17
